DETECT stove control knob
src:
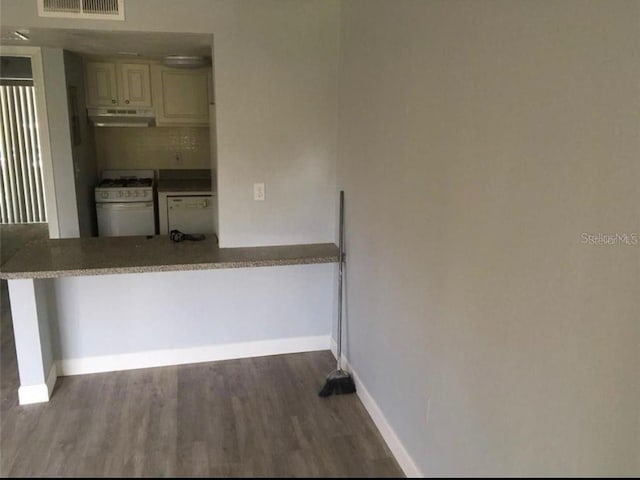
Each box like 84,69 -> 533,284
141,191 -> 147,197
125,191 -> 131,197
133,191 -> 138,197
101,192 -> 108,199
118,191 -> 123,197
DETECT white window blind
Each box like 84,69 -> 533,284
0,85 -> 47,224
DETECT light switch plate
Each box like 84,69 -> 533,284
254,183 -> 265,201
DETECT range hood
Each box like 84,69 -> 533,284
88,107 -> 155,127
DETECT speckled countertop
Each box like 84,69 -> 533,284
157,178 -> 214,193
0,236 -> 339,279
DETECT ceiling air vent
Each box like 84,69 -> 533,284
38,0 -> 125,20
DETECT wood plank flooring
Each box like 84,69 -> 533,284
0,223 -> 48,265
0,280 -> 403,477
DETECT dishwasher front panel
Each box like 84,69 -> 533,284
167,195 -> 216,235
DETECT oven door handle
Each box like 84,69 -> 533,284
96,202 -> 154,210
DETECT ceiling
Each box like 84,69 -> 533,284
0,27 -> 212,59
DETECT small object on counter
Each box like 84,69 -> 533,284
170,229 -> 206,242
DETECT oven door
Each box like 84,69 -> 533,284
97,202 -> 155,237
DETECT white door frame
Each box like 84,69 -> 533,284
0,45 -> 60,238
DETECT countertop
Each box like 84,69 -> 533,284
0,236 -> 339,279
157,178 -> 214,193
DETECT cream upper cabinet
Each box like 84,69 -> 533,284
152,65 -> 211,126
85,58 -> 212,126
119,63 -> 152,107
85,61 -> 152,108
86,62 -> 118,106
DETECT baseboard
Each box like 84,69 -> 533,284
18,363 -> 57,405
57,335 -> 331,376
330,339 -> 423,477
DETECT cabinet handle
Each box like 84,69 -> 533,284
111,99 -> 116,104
125,100 -> 130,104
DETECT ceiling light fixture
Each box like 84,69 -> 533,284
161,55 -> 210,69
14,30 -> 29,41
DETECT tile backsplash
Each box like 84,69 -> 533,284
95,126 -> 213,172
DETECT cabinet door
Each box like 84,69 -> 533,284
152,66 -> 210,126
86,62 -> 118,107
119,63 -> 152,107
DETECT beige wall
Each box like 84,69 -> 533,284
338,0 -> 639,476
1,0 -> 340,247
94,127 -> 211,172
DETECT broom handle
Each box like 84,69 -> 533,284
337,190 -> 344,371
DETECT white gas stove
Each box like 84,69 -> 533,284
95,170 -> 156,237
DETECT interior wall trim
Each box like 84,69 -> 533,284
57,335 -> 331,376
17,363 -> 57,405
330,339 -> 423,477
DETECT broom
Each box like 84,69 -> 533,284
319,191 -> 356,397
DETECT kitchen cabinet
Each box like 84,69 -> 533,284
151,65 -> 211,126
119,63 -> 152,107
85,61 -> 152,108
86,62 -> 118,106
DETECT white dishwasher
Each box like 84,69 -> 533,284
167,194 -> 216,235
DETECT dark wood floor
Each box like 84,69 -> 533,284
0,264 -> 403,476
0,223 -> 48,265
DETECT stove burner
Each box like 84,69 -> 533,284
127,178 -> 153,187
98,177 -> 153,188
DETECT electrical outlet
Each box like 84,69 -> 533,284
254,183 -> 265,201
